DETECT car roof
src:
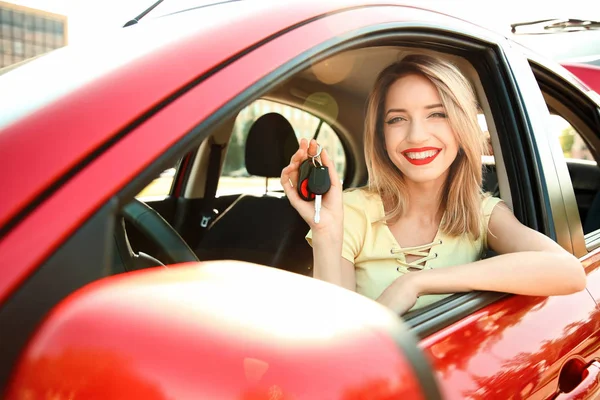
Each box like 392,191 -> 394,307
0,0 -> 507,233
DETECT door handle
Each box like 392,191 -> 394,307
553,361 -> 600,399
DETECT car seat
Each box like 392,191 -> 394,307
195,113 -> 314,275
584,189 -> 600,234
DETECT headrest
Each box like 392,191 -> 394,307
245,113 -> 299,178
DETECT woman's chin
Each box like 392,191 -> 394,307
400,169 -> 449,186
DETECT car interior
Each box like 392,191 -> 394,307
121,44 -> 600,321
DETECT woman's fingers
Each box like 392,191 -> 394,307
320,148 -> 341,188
281,164 -> 298,194
286,161 -> 300,190
307,139 -> 320,158
281,164 -> 314,217
306,139 -> 340,188
281,139 -> 345,228
291,138 -> 309,164
281,168 -> 299,201
285,139 -> 309,187
282,139 -> 309,201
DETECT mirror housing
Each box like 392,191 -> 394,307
7,261 -> 438,399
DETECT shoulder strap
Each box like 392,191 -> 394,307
199,142 -> 224,232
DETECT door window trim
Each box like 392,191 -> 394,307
531,62 -> 600,252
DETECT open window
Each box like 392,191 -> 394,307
530,61 -> 600,250
184,41 -> 530,332
116,40 -> 527,331
136,160 -> 181,201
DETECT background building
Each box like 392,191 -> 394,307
0,1 -> 67,68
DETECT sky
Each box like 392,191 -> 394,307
3,0 -> 600,53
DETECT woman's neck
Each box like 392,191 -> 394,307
404,178 -> 446,222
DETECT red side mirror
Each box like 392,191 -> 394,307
6,261 -> 441,400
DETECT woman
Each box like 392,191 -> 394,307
280,54 -> 585,315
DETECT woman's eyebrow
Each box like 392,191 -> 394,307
385,103 -> 444,116
385,108 -> 406,116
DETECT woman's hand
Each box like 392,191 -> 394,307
376,274 -> 421,315
281,139 -> 343,233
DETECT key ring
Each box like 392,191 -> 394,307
307,144 -> 323,168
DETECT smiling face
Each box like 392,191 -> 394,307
382,73 -> 459,187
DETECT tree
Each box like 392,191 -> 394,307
558,126 -> 576,158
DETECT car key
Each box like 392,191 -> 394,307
297,159 -> 316,201
308,165 -> 331,223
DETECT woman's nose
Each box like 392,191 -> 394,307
406,119 -> 429,143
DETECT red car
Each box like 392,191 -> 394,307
1,1 -> 600,399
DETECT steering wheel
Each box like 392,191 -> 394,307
113,198 -> 199,272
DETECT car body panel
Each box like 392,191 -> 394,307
6,262 -> 430,400
561,63 -> 600,94
516,42 -> 600,105
582,251 -> 600,306
421,262 -> 600,399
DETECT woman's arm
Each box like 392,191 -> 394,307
281,138 -> 355,291
378,202 -> 586,313
414,202 -> 586,296
311,231 -> 356,291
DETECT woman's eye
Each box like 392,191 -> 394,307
429,112 -> 447,119
385,116 -> 406,124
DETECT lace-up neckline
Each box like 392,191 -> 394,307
377,193 -> 444,273
391,239 -> 443,273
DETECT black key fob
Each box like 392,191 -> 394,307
308,166 -> 331,195
297,159 -> 315,201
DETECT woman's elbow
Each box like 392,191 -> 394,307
559,253 -> 587,293
570,266 -> 587,294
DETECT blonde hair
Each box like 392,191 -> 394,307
364,54 -> 487,238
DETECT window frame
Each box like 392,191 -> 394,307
135,158 -> 183,201
529,60 -> 600,251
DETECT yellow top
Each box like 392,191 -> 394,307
306,188 -> 503,311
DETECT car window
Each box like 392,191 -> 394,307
216,99 -> 346,197
136,162 -> 180,200
528,61 -> 600,241
550,114 -> 595,162
547,112 -> 600,236
478,113 -> 494,156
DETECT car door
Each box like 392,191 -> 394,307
415,40 -> 600,399
527,63 -> 600,301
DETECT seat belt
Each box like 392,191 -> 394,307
198,142 -> 224,235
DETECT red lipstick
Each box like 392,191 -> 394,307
402,147 -> 441,166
